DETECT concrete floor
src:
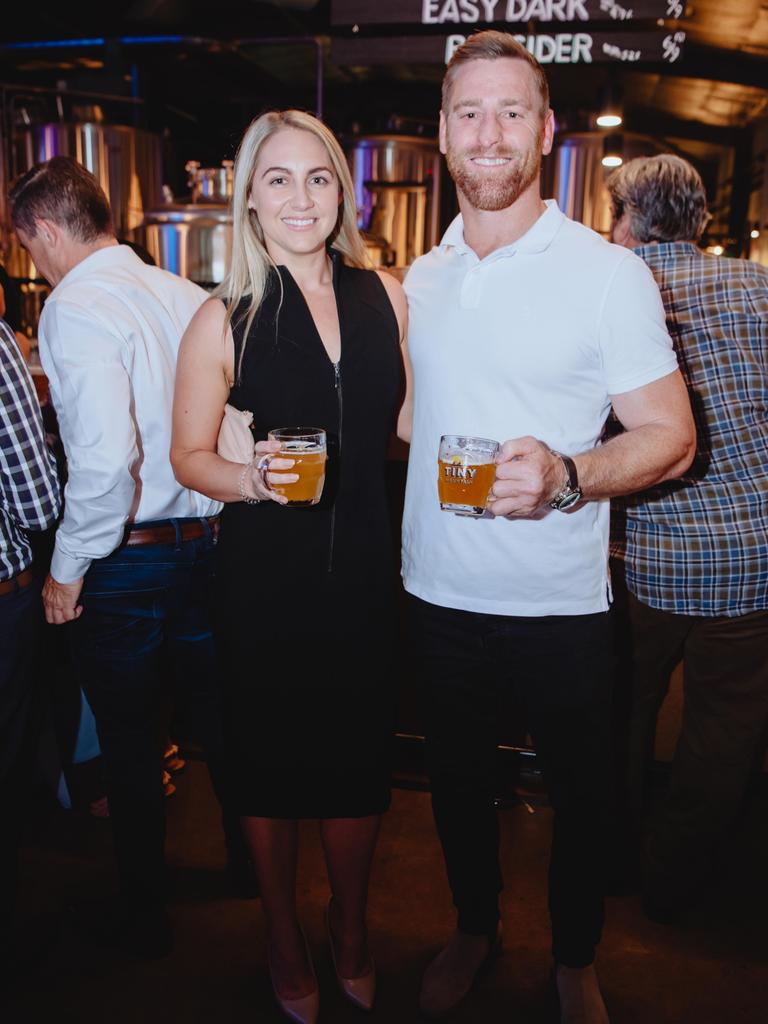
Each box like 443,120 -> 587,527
7,753 -> 768,1024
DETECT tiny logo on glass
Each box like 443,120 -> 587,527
443,464 -> 477,481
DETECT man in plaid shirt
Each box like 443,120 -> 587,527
0,317 -> 60,972
608,154 -> 768,918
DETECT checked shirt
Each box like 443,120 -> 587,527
613,242 -> 768,616
0,319 -> 60,581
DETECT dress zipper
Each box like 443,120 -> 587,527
328,360 -> 342,572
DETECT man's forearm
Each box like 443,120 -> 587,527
50,538 -> 93,585
489,370 -> 696,518
574,420 -> 695,501
50,484 -> 133,583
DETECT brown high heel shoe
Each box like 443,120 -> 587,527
326,900 -> 376,1012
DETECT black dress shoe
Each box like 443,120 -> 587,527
419,924 -> 502,1017
68,897 -> 173,959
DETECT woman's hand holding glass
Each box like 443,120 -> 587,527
246,439 -> 298,504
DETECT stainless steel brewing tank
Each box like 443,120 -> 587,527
7,122 -> 163,331
541,132 -> 668,234
345,135 -> 442,267
135,204 -> 232,287
185,160 -> 234,204
14,123 -> 163,240
542,133 -> 612,235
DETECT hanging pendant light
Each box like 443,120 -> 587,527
601,133 -> 624,168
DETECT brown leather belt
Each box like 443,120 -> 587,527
0,568 -> 34,597
122,517 -> 220,547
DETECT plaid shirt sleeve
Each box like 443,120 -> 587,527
0,319 -> 61,579
614,243 -> 768,616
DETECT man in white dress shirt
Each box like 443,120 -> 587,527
399,32 -> 696,1022
10,157 -> 234,956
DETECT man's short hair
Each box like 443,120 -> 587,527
606,154 -> 711,244
442,31 -> 550,116
9,156 -> 114,241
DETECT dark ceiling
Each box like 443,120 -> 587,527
1,0 -> 767,194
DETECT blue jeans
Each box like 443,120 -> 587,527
70,519 -> 227,907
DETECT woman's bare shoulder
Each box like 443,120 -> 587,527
188,295 -> 228,331
375,269 -> 407,339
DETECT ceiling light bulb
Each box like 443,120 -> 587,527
597,114 -> 623,128
602,155 -> 623,167
750,228 -> 760,239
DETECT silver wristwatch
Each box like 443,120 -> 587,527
549,451 -> 582,511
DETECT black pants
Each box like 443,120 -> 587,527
410,596 -> 614,968
69,521 -> 234,908
625,593 -> 768,896
0,576 -> 40,953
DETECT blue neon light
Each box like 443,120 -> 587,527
3,38 -> 106,49
119,36 -> 185,45
2,35 -> 186,51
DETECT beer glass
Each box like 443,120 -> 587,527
437,435 -> 500,517
260,427 -> 327,507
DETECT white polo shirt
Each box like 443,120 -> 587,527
402,200 -> 678,617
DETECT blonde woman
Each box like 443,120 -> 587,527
171,111 -> 408,1024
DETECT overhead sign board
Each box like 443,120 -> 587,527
332,29 -> 685,65
331,0 -> 685,26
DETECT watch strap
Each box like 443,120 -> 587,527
558,453 -> 579,491
549,450 -> 582,510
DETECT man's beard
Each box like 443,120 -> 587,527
446,140 -> 542,212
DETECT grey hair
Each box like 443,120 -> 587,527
606,154 -> 711,243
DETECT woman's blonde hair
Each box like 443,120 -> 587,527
216,109 -> 368,376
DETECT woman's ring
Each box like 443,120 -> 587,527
256,453 -> 274,491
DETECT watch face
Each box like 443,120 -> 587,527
553,489 -> 582,511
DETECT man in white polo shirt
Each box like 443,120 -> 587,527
400,32 -> 696,1023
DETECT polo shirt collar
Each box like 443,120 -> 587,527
54,243 -> 142,294
439,199 -> 565,260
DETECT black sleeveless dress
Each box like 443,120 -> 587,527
216,255 -> 402,818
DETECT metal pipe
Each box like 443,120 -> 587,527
396,732 -> 537,758
0,35 -> 325,119
0,82 -> 144,105
231,36 -> 325,119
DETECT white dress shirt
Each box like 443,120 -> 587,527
38,244 -> 221,583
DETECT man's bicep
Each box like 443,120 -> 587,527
599,253 -> 678,395
610,368 -> 695,436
